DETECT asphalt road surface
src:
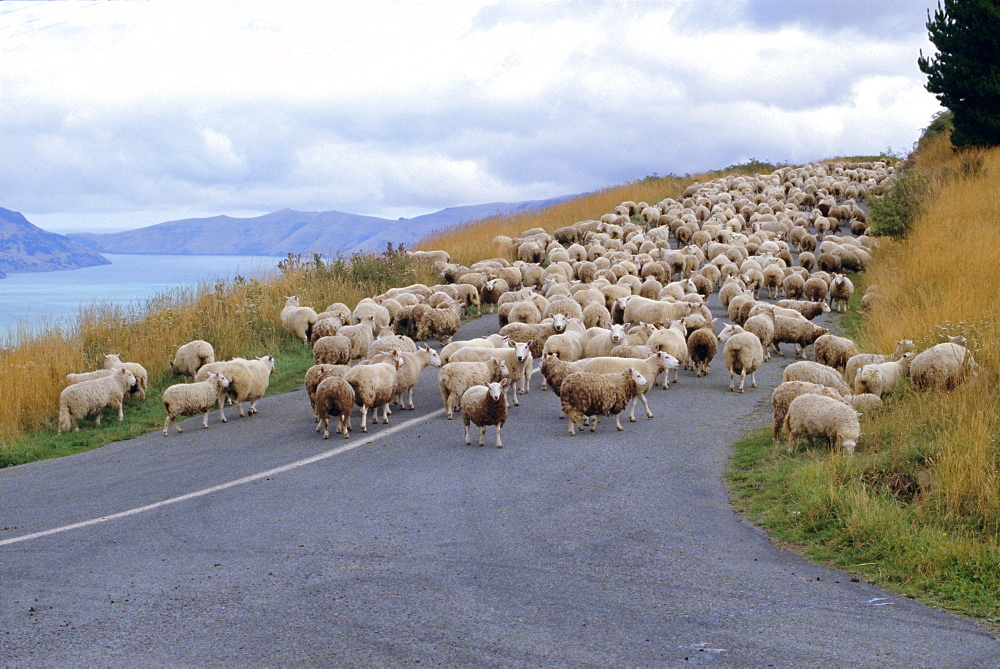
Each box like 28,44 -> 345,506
2,301 -> 999,666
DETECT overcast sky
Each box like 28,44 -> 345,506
1,0 -> 943,233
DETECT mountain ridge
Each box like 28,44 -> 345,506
68,197 -> 575,257
0,207 -> 110,275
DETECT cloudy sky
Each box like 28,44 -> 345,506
1,0 -> 942,233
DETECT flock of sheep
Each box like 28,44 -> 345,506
57,160 -> 981,452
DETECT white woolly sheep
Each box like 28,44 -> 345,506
854,351 -> 915,397
499,314 -> 568,359
560,368 -> 647,435
438,358 -> 509,420
771,380 -> 847,442
449,341 -> 533,403
313,370 -> 356,439
367,329 -> 418,359
310,315 -> 345,344
770,315 -> 828,358
353,298 -> 391,329
314,335 -> 353,365
345,350 -> 404,432
814,334 -> 859,371
169,340 -> 215,379
103,354 -> 148,403
418,301 -> 463,346
391,345 -> 442,410
621,295 -> 693,327
843,339 -> 916,387
338,314 -> 377,360
281,295 -> 319,345
65,369 -> 115,385
162,372 -> 231,435
439,334 -> 508,365
774,299 -> 831,320
460,381 -> 510,448
718,323 -> 764,393
742,313 -> 775,362
58,368 -> 136,433
828,274 -> 854,312
645,321 -> 688,386
909,337 -> 979,392
195,355 -> 276,418
781,361 -> 852,397
784,392 -> 861,453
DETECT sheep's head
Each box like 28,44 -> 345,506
717,323 -> 741,342
514,341 -> 531,363
551,312 -> 567,333
486,380 -> 506,401
626,367 -> 647,389
259,355 -> 277,374
657,351 -> 680,371
425,346 -> 443,367
210,371 -> 230,389
284,295 -> 300,307
609,324 -> 627,344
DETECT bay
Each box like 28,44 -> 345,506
0,254 -> 283,337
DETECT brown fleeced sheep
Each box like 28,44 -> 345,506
559,368 -> 647,435
909,337 -> 980,392
313,335 -> 352,365
813,334 -> 859,371
438,358 -> 509,420
460,381 -> 510,448
313,370 -> 355,439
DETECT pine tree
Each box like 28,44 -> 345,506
917,0 -> 1000,148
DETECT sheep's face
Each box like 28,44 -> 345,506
628,368 -> 647,388
552,313 -> 567,333
284,296 -> 300,307
717,324 -> 738,342
211,372 -> 231,389
658,352 -> 680,371
609,324 -> 626,344
487,382 -> 505,401
514,342 -> 531,363
426,348 -> 443,367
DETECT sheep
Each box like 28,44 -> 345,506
102,354 -> 148,403
313,335 -> 353,365
418,301 -> 463,346
621,295 -> 693,327
580,323 -> 630,358
847,392 -> 884,416
843,339 -> 916,387
781,272 -> 805,300
65,369 -> 115,385
460,381 -> 510,448
718,323 -> 764,393
338,314 -> 377,360
828,274 -> 854,312
803,276 -> 829,303
773,299 -> 831,320
310,315 -> 345,344
391,345 -> 443,410
645,321 -> 688,385
169,340 -> 215,379
345,350 -> 404,432
770,315 -> 828,358
366,330 -> 418,359
783,392 -> 861,453
742,313 -> 775,362
542,329 -> 585,362
560,368 -> 647,435
313,370 -> 356,439
571,351 -> 678,422
195,355 -> 276,417
58,368 -> 136,433
814,334 -> 859,371
854,352 -> 916,397
438,358 -> 510,420
162,372 -> 231,435
582,301 -> 612,328
771,380 -> 848,442
439,334 -> 508,364
353,298 -> 391,329
479,278 -> 509,313
304,363 -> 351,416
781,361 -> 852,397
499,314 -> 568,359
687,324 -> 718,377
281,295 -> 319,344
909,337 -> 980,392
449,342 -> 533,403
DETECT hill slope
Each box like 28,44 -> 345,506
68,197 -> 573,256
0,208 -> 110,274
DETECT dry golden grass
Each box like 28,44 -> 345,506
858,139 -> 1000,527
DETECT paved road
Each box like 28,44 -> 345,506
2,302 -> 998,666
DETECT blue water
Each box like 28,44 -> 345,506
0,254 -> 283,337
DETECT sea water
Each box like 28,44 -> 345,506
0,253 -> 283,337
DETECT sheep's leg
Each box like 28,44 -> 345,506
360,405 -> 369,432
381,404 -> 390,424
614,413 -> 624,431
322,417 -> 330,439
446,396 -> 455,420
478,426 -> 486,446
627,397 -> 638,422
163,416 -> 173,436
202,410 -> 211,429
495,424 -> 503,449
567,416 -> 577,436
590,415 -> 599,432
510,384 -> 520,407
217,396 -> 227,423
340,415 -> 350,439
728,370 -> 736,392
738,371 -> 747,393
407,388 -> 415,410
750,371 -> 758,388
116,402 -> 124,422
638,392 -> 653,419
464,419 -> 472,444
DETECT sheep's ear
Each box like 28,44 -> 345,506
500,378 -> 508,387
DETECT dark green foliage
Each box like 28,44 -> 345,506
867,172 -> 930,239
918,0 -> 1000,148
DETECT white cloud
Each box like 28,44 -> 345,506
0,0 -> 943,233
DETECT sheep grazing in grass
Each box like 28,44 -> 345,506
58,368 -> 136,433
813,334 -> 859,371
313,369 -> 356,439
559,368 -> 647,436
162,372 -> 230,435
460,380 -> 509,448
345,350 -> 404,432
103,354 -> 148,403
909,336 -> 980,392
718,323 -> 764,393
313,335 -> 352,365
169,340 -> 215,380
771,380 -> 847,443
783,392 -> 861,454
781,361 -> 852,397
281,295 -> 319,345
854,351 -> 915,397
438,359 -> 509,420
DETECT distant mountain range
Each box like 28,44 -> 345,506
0,207 -> 110,276
67,197 -> 574,257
